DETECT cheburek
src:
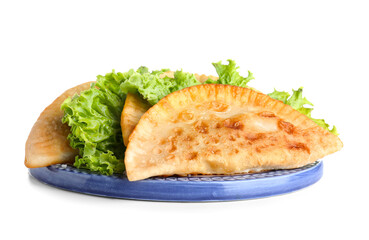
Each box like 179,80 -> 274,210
124,84 -> 343,181
121,72 -> 219,146
121,93 -> 151,146
25,82 -> 93,168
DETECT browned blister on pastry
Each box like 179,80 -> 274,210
124,84 -> 343,181
25,82 -> 93,168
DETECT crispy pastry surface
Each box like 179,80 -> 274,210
125,84 -> 343,181
25,82 -> 92,168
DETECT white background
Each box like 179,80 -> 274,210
1,1 -> 368,239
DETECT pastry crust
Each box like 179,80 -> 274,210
125,84 -> 343,181
25,82 -> 93,168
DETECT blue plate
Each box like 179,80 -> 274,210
29,161 -> 323,202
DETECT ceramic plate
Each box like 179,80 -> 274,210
29,161 -> 323,202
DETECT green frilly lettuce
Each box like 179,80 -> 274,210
120,69 -> 201,105
61,59 -> 337,175
204,60 -> 254,87
268,88 -> 338,135
61,71 -> 129,175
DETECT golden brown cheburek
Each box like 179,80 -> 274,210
121,72 -> 219,146
25,82 -> 93,168
124,84 -> 343,181
121,93 -> 151,146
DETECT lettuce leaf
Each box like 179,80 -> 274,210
170,70 -> 201,93
268,88 -> 338,134
206,59 -> 254,87
61,71 -> 130,175
268,89 -> 291,104
120,70 -> 201,105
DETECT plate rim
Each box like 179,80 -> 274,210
29,161 -> 323,202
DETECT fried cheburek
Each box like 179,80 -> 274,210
25,82 -> 93,168
124,84 -> 343,181
121,93 -> 151,146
